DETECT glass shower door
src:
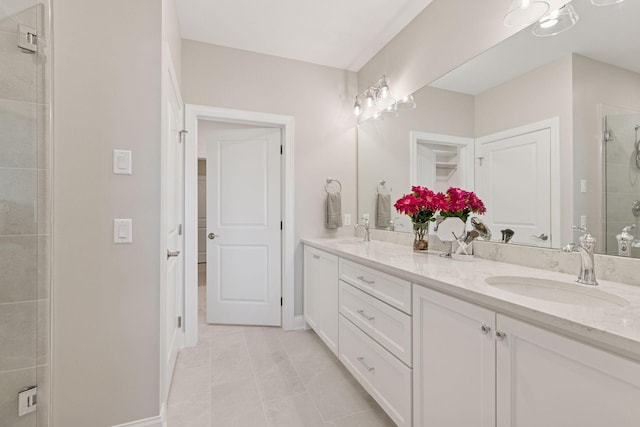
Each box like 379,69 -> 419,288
0,0 -> 50,426
604,113 -> 640,257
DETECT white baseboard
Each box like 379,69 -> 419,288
112,413 -> 164,427
293,315 -> 307,330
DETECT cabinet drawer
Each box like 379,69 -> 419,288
339,315 -> 412,427
340,281 -> 412,366
339,259 -> 412,314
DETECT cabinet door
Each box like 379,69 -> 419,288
413,286 -> 496,427
317,251 -> 339,355
497,315 -> 640,427
303,247 -> 320,330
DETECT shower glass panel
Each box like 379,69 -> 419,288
604,113 -> 640,258
0,0 -> 51,426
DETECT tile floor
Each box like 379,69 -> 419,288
166,283 -> 396,427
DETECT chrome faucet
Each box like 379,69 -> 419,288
562,226 -> 598,286
389,217 -> 404,232
355,217 -> 371,242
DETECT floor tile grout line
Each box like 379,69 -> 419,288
243,329 -> 271,426
284,330 -> 336,425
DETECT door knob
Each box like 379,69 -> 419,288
531,233 -> 549,241
167,250 -> 180,259
208,233 -> 219,240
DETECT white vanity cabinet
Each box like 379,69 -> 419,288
496,315 -> 640,427
414,285 -> 640,427
337,259 -> 413,427
413,286 -> 496,427
303,246 -> 339,355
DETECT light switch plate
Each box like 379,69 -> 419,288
580,179 -> 587,193
113,150 -> 132,175
113,219 -> 133,244
344,214 -> 351,226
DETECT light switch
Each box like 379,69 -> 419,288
113,150 -> 132,175
344,213 -> 351,226
580,215 -> 587,229
114,219 -> 133,244
580,179 -> 587,193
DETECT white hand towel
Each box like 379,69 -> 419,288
376,193 -> 391,228
325,192 -> 343,229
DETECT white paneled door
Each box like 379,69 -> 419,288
476,128 -> 551,247
206,128 -> 282,326
163,51 -> 184,400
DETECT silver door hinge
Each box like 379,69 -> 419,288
477,156 -> 484,167
18,386 -> 37,416
18,25 -> 37,53
280,298 -> 283,306
178,224 -> 183,235
280,221 -> 283,231
177,316 -> 182,328
280,145 -> 283,155
179,130 -> 188,144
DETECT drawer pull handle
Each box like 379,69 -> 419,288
357,310 -> 375,321
481,325 -> 491,334
357,357 -> 375,372
496,331 -> 507,341
356,276 -> 375,285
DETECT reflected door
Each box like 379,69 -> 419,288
206,128 -> 282,326
476,128 -> 551,247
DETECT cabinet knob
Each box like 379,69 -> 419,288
496,331 -> 507,341
481,325 -> 491,334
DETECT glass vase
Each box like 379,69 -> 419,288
413,221 -> 429,252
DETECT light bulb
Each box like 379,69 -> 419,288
365,90 -> 375,108
353,97 -> 362,116
379,77 -> 390,99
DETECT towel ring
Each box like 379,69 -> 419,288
325,177 -> 342,194
377,180 -> 391,195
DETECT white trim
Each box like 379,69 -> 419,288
160,44 -> 185,409
112,415 -> 164,427
475,117 -> 561,248
293,315 -> 307,330
409,131 -> 475,190
184,104 -> 296,347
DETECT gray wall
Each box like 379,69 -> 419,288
181,40 -> 358,315
52,0 -> 165,425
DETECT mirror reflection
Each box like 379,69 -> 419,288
357,0 -> 640,257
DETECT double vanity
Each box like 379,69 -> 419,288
302,237 -> 640,427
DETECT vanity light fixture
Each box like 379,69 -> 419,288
590,0 -> 623,5
396,94 -> 416,111
353,75 -> 405,117
353,96 -> 362,116
504,0 -> 550,28
532,4 -> 579,37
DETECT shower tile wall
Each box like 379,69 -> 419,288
605,114 -> 640,257
0,1 -> 50,426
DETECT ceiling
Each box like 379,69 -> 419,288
176,0 -> 433,72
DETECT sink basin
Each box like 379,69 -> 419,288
485,276 -> 629,308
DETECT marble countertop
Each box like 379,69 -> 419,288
302,237 -> 640,361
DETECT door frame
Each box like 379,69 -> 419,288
183,104 -> 296,347
160,44 -> 184,405
475,117 -> 560,248
409,131 -> 475,190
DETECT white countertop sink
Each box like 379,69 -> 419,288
485,276 -> 629,309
